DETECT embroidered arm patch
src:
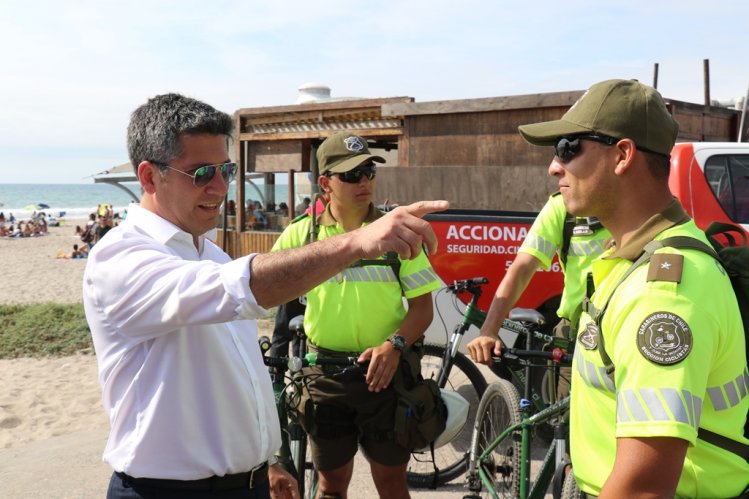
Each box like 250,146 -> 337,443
637,312 -> 692,365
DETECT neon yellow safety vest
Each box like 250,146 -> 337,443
272,204 -> 441,352
571,212 -> 749,498
519,193 -> 611,327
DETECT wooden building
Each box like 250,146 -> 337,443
221,90 -> 743,257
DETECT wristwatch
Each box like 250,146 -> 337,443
388,334 -> 407,352
267,454 -> 279,466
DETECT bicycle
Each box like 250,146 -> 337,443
411,277 -> 570,489
260,315 -> 366,499
407,277 -> 491,488
464,334 -> 581,499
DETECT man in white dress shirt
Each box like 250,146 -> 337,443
83,93 -> 446,499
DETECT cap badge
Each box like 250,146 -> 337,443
344,136 -> 365,153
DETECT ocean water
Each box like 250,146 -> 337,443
0,182 -> 293,221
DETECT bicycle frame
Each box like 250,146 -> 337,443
437,280 -> 487,388
476,396 -> 570,499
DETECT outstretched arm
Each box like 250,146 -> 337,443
250,201 -> 448,308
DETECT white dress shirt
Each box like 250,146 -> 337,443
83,203 -> 280,479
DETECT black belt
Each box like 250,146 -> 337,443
116,462 -> 268,491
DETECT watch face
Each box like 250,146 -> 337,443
391,335 -> 406,350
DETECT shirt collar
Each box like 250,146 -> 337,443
315,203 -> 382,227
125,203 -> 217,252
608,198 -> 691,261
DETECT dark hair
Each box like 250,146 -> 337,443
642,149 -> 671,180
127,93 -> 234,176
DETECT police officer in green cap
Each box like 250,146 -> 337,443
516,79 -> 748,498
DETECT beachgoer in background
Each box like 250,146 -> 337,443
57,244 -> 88,259
294,197 -> 310,216
0,212 -> 6,237
94,214 -> 113,243
80,214 -> 98,249
252,201 -> 267,229
36,215 -> 48,234
97,203 -> 113,219
83,92 -> 445,499
276,202 -> 289,217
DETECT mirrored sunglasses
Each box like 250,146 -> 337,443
554,134 -> 618,163
329,163 -> 377,184
157,162 -> 238,187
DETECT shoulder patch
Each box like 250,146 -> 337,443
636,312 -> 692,365
579,322 -> 599,350
646,253 -> 683,283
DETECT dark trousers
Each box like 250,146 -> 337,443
107,472 -> 270,499
269,298 -> 306,383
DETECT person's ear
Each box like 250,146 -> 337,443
613,139 -> 636,175
319,175 -> 331,193
139,161 -> 160,194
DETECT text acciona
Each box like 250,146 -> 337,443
446,224 -> 529,242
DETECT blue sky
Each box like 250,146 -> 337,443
1,0 -> 748,183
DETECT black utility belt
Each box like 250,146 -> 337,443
116,462 -> 268,491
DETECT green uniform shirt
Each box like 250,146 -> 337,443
571,200 -> 749,498
519,193 -> 611,327
272,204 -> 441,352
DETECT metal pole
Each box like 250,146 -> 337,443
739,82 -> 749,143
703,59 -> 711,107
653,63 -> 659,89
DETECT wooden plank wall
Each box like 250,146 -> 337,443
215,229 -> 281,258
669,102 -> 737,142
375,165 -> 555,212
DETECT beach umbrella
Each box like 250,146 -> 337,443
23,204 -> 43,211
37,203 -> 50,209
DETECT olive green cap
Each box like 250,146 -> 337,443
518,79 -> 679,156
317,132 -> 385,175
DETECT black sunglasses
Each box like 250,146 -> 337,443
155,162 -> 238,187
554,134 -> 618,163
327,163 -> 377,184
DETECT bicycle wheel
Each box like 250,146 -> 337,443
287,421 -> 308,495
288,426 -> 321,499
560,469 -> 584,499
407,344 -> 488,488
468,379 -> 521,499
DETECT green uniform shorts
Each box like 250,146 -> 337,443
298,345 -> 411,471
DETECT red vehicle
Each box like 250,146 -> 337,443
424,142 -> 749,347
669,142 -> 749,236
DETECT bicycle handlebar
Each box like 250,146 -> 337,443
495,346 -> 572,366
447,276 -> 489,295
262,352 -> 364,373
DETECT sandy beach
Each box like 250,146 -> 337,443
0,222 -> 467,498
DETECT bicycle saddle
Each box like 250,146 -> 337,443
508,307 -> 546,325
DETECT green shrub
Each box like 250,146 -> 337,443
0,303 -> 93,359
